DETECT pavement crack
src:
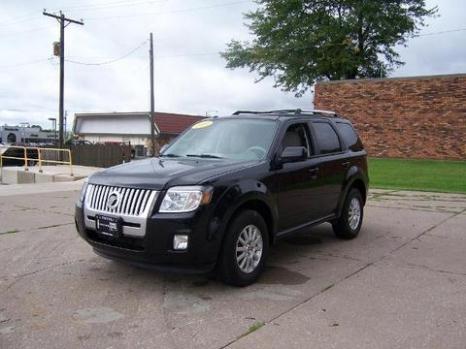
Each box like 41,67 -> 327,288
11,204 -> 74,217
219,262 -> 374,349
5,259 -> 84,290
0,222 -> 74,236
160,276 -> 180,349
313,252 -> 363,262
37,223 -> 74,230
404,262 -> 466,277
220,208 -> 466,348
387,208 -> 466,256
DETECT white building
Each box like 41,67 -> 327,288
73,112 -> 204,156
0,124 -> 57,145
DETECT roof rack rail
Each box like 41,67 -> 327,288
232,109 -> 337,117
232,110 -> 267,115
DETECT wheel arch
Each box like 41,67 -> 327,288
336,173 -> 368,217
213,188 -> 277,249
228,199 -> 275,245
350,178 -> 367,204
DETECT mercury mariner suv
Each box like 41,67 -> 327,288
75,109 -> 369,286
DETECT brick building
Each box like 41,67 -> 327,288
314,74 -> 466,160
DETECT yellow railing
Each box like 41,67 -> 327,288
0,146 -> 73,176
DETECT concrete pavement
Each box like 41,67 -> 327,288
0,187 -> 465,348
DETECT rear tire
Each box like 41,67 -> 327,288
218,210 -> 269,287
332,188 -> 363,239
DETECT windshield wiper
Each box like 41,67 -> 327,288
160,153 -> 181,158
186,153 -> 223,159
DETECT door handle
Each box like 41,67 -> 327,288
342,161 -> 351,168
308,167 -> 319,178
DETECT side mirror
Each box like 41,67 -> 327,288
279,146 -> 307,163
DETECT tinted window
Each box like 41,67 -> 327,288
312,122 -> 341,154
336,122 -> 363,151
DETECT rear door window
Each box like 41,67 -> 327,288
311,122 -> 341,155
335,122 -> 363,151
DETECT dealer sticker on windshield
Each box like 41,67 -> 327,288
192,120 -> 213,129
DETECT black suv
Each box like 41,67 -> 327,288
75,109 -> 368,286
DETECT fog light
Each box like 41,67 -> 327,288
173,235 -> 189,250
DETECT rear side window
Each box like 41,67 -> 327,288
312,122 -> 341,154
335,122 -> 363,151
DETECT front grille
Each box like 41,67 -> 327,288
85,184 -> 158,217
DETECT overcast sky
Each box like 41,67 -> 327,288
0,0 -> 465,130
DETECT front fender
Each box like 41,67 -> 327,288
208,179 -> 277,241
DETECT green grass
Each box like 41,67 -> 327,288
243,321 -> 265,337
369,158 -> 466,193
0,229 -> 19,235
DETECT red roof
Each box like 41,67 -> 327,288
153,112 -> 205,135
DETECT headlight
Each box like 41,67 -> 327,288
159,186 -> 212,213
79,178 -> 89,202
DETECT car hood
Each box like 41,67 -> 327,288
89,157 -> 259,190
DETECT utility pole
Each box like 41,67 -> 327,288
149,32 -> 156,157
64,110 -> 68,141
43,10 -> 83,150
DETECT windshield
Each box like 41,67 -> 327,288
161,118 -> 278,161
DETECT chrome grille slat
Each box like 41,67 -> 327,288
99,186 -> 105,211
100,186 -> 108,211
94,185 -> 100,210
92,185 -> 97,206
138,190 -> 150,215
94,185 -> 101,209
130,189 -> 140,216
85,184 -> 158,218
122,188 -> 130,214
125,189 -> 135,215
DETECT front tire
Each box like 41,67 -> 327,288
332,188 -> 363,239
218,210 -> 269,286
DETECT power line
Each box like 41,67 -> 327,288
65,40 -> 148,66
415,27 -> 466,37
0,26 -> 52,38
2,25 -> 465,71
0,57 -> 54,69
0,0 -> 249,26
0,10 -> 39,27
84,0 -> 253,21
58,0 -> 168,12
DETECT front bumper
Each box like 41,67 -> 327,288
75,202 -> 221,274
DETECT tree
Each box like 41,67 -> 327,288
222,0 -> 437,96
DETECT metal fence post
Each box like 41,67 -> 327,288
38,148 -> 43,173
23,147 -> 28,171
68,149 -> 74,176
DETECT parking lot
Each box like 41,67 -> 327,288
1,184 -> 465,349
